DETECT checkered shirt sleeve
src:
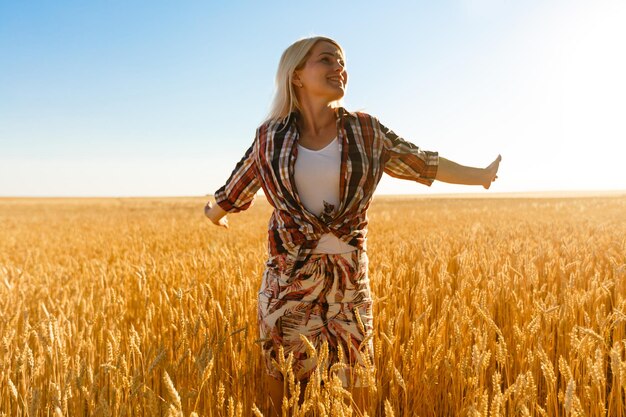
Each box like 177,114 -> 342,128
214,139 -> 261,213
379,121 -> 439,186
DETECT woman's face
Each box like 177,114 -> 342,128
294,41 -> 347,103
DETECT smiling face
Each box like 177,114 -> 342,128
293,41 -> 348,104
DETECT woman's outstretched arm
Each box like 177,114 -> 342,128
204,201 -> 229,228
435,155 -> 501,189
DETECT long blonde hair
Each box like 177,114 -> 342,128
265,36 -> 346,123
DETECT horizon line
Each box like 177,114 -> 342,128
1,189 -> 625,200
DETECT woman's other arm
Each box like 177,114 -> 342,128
205,201 -> 229,228
206,133 -> 262,229
435,155 -> 501,189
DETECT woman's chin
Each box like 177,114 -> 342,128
329,89 -> 345,101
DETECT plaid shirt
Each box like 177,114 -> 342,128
214,107 -> 439,276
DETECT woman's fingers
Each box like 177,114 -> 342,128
483,155 -> 501,189
490,155 -> 501,177
490,154 -> 502,171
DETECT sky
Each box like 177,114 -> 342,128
1,0 -> 625,197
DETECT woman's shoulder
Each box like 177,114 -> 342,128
256,118 -> 279,133
338,107 -> 381,126
256,114 -> 295,136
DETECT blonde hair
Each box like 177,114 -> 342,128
265,36 -> 346,123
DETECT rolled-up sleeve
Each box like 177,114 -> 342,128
379,121 -> 439,186
214,139 -> 261,213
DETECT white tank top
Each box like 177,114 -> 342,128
294,137 -> 357,254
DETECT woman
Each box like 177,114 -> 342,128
205,36 -> 501,414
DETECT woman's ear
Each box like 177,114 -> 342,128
292,72 -> 303,88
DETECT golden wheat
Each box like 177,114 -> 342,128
0,194 -> 625,416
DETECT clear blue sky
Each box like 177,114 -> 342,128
1,0 -> 625,196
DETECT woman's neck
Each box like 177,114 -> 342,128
297,102 -> 337,136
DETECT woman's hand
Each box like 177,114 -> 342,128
436,154 -> 502,189
482,154 -> 502,189
204,201 -> 229,229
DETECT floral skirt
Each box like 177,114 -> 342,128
257,249 -> 374,388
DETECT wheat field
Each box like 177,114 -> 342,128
1,195 -> 625,416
